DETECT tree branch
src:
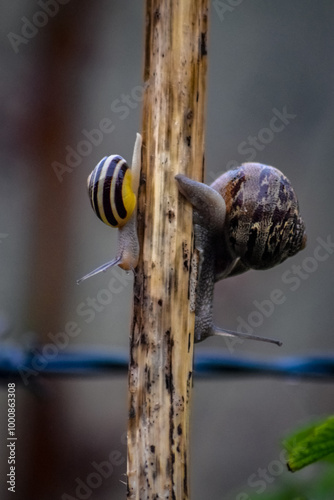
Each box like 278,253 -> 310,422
127,1 -> 209,498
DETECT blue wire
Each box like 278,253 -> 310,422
1,345 -> 334,380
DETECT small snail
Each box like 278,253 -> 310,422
175,163 -> 306,344
77,133 -> 142,284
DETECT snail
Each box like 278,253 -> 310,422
77,133 -> 142,284
77,135 -> 306,347
175,163 -> 306,344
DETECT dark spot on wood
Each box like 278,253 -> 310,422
146,367 -> 151,392
140,331 -> 148,345
182,242 -> 189,271
183,454 -> 188,495
186,135 -> 191,147
154,8 -> 160,21
158,298 -> 163,306
168,209 -> 175,222
169,386 -> 175,439
165,329 -> 174,351
129,405 -> 136,419
150,445 -> 155,453
171,452 -> 175,464
165,373 -> 172,391
177,424 -> 182,435
188,332 -> 191,352
130,340 -> 136,365
201,32 -> 207,56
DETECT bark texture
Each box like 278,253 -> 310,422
127,1 -> 209,498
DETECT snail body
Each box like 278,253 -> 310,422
77,133 -> 142,284
175,162 -> 306,344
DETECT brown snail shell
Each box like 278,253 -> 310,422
211,163 -> 306,278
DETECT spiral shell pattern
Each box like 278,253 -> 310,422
87,155 -> 136,228
211,163 -> 306,270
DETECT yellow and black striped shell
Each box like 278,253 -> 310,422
211,163 -> 306,274
87,155 -> 136,228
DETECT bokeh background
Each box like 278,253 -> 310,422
1,1 -> 334,499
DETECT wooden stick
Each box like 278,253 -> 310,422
127,1 -> 209,498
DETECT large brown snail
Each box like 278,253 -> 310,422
176,163 -> 306,344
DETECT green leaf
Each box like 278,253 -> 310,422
283,416 -> 334,472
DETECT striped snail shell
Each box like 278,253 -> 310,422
77,133 -> 142,284
87,155 -> 136,228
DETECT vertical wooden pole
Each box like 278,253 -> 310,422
127,1 -> 209,498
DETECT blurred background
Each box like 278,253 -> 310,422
0,1 -> 334,499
